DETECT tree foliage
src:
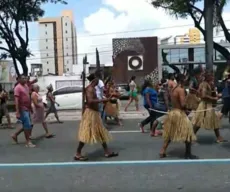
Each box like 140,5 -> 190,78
151,0 -> 230,59
0,0 -> 67,76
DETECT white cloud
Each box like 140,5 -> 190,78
77,0 -> 196,66
77,0 -> 230,66
2,0 -> 230,74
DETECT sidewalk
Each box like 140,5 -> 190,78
2,110 -> 148,123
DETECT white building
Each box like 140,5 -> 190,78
38,10 -> 77,76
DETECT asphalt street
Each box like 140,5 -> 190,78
0,119 -> 230,191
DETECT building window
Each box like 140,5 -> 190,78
47,69 -> 49,72
46,46 -> 48,49
67,68 -> 69,71
170,49 -> 180,63
45,24 -> 47,27
179,49 -> 188,62
47,61 -> 49,64
46,39 -> 48,42
65,23 -> 67,26
65,30 -> 67,33
67,60 -> 69,64
66,38 -> 68,41
194,48 -> 205,62
47,53 -> 49,57
215,50 -> 226,61
45,31 -> 47,35
66,53 -> 68,56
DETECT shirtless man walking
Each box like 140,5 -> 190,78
74,74 -> 118,161
167,73 -> 177,93
160,74 -> 197,159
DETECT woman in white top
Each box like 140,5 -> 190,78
124,76 -> 139,111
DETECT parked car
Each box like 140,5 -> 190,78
117,83 -> 129,100
42,86 -> 83,110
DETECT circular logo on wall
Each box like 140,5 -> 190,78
128,56 -> 143,70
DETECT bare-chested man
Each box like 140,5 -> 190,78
167,73 -> 177,93
74,74 -> 118,161
160,74 -> 197,159
192,72 -> 226,143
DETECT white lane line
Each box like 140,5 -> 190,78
109,130 -> 141,133
0,159 -> 230,168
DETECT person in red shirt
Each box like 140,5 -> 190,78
12,74 -> 35,147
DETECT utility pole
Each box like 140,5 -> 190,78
204,0 -> 214,72
82,55 -> 88,115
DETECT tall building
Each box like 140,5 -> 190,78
38,10 -> 77,76
188,28 -> 200,44
173,28 -> 201,45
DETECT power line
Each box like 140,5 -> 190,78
2,19 -> 230,43
26,51 -> 113,61
1,35 -> 229,61
27,34 -> 229,54
25,43 -> 226,61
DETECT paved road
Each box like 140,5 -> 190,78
0,119 -> 230,191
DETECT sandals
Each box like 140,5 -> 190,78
73,152 -> 118,161
105,152 -> 119,158
216,139 -> 228,143
11,135 -> 18,144
159,153 -> 166,158
25,142 -> 36,148
45,134 -> 55,139
150,130 -> 163,137
138,123 -> 145,133
74,155 -> 88,161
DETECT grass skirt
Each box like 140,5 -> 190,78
163,109 -> 196,142
192,101 -> 220,129
78,108 -> 112,144
156,114 -> 168,130
104,102 -> 119,117
185,93 -> 200,110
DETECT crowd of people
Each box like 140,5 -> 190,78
74,67 -> 230,161
138,67 -> 230,159
1,68 -> 229,161
6,74 -> 61,147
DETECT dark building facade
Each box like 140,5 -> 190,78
112,37 -> 158,84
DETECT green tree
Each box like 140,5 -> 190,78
0,0 -> 67,76
151,0 -> 230,59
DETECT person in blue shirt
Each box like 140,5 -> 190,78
220,76 -> 230,121
139,80 -> 158,133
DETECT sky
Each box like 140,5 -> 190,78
4,0 -> 230,72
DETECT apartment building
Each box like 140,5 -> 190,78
173,28 -> 201,45
38,10 -> 77,75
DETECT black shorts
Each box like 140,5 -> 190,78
221,98 -> 230,115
